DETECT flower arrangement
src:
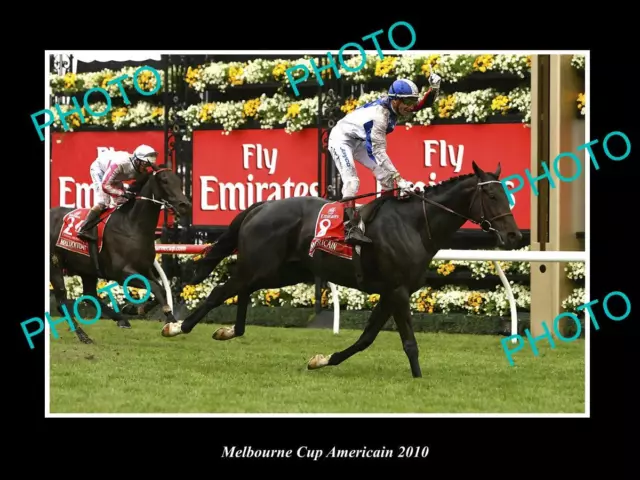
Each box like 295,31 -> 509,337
562,287 -> 586,313
125,54 -> 531,95
50,60 -> 533,137
50,67 -> 164,97
166,86 -> 532,140
334,54 -> 530,84
55,277 -> 148,305
565,262 -> 585,281
50,101 -> 166,132
571,55 -> 585,71
183,57 -> 316,92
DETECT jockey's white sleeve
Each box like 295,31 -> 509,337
331,97 -> 400,186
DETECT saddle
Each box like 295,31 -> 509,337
309,194 -> 397,289
56,207 -> 115,278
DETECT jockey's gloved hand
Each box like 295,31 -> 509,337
428,72 -> 442,89
396,177 -> 415,198
122,191 -> 136,201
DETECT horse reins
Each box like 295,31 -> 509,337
128,167 -> 178,215
409,180 -> 514,242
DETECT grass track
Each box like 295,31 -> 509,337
49,320 -> 585,414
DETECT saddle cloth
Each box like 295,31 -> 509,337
308,201 -> 354,260
55,207 -> 115,257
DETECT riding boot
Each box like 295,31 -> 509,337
77,209 -> 101,241
344,206 -> 372,245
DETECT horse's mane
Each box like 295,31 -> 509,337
363,172 -> 482,210
421,172 -> 480,196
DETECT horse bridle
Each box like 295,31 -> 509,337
117,167 -> 179,216
410,179 -> 514,242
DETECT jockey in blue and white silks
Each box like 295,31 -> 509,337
328,74 -> 442,245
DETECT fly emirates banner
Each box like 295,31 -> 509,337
192,124 -> 532,229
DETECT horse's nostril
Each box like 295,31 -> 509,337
507,231 -> 523,243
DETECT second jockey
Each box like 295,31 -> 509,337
77,144 -> 159,242
328,73 -> 442,245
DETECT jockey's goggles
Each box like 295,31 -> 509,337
134,152 -> 158,164
399,97 -> 418,106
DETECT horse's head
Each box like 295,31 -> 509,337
471,161 -> 522,250
140,164 -> 192,218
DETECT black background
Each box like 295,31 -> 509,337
11,15 -> 635,474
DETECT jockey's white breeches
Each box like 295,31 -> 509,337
328,134 -> 396,198
89,165 -> 113,208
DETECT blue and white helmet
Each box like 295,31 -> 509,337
388,79 -> 420,100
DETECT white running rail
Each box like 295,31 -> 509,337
153,246 -> 586,342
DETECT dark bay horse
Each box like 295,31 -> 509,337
162,162 -> 522,377
50,164 -> 192,344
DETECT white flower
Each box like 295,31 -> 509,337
198,62 -> 229,92
571,55 -> 585,71
491,55 -> 530,78
562,287 -> 586,312
508,87 -> 532,124
437,55 -> 476,83
564,262 -> 585,280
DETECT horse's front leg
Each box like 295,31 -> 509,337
391,287 -> 422,378
307,294 -> 393,371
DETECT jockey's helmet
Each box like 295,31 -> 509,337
388,79 -> 420,102
132,144 -> 159,169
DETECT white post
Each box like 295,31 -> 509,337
153,258 -> 173,311
492,261 -> 519,343
328,281 -> 340,334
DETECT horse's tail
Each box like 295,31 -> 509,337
187,201 -> 266,285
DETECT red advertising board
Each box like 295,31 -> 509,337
192,124 -> 531,229
50,131 -> 170,230
193,128 -> 322,226
387,124 -> 531,229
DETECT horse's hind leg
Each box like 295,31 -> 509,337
81,275 -> 131,329
163,275 -> 245,337
50,266 -> 93,344
211,289 -> 250,341
308,293 -> 393,371
212,265 -> 315,341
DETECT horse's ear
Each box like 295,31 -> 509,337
472,161 -> 483,177
494,162 -> 501,178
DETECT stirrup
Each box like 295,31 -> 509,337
345,226 -> 372,244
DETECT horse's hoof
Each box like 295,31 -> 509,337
80,336 -> 94,345
161,321 -> 183,337
117,319 -> 131,328
212,326 -> 235,341
307,354 -> 331,370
